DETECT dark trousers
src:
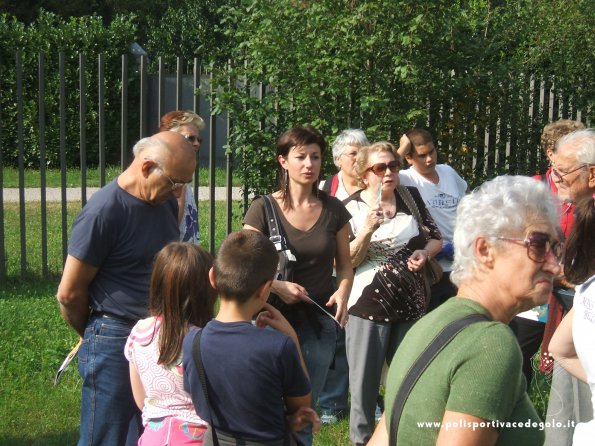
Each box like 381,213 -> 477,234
509,316 -> 545,388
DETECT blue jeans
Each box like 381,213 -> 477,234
77,314 -> 142,446
318,327 -> 349,416
294,312 -> 338,446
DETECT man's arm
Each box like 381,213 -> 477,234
56,255 -> 98,337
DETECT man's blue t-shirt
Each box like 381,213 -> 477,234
68,179 -> 179,320
182,320 -> 311,441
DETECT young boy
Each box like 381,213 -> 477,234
183,230 -> 319,445
397,129 -> 468,311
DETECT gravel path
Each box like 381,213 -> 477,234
2,187 -> 245,203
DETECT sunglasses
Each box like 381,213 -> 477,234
183,134 -> 202,144
497,231 -> 562,263
366,160 -> 400,176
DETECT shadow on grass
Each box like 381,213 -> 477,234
0,430 -> 79,446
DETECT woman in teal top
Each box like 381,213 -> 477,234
369,175 -> 562,446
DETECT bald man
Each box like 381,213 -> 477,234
57,131 -> 196,446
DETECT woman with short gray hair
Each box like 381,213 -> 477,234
320,129 -> 369,199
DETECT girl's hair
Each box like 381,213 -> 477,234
564,195 -> 595,285
159,110 -> 205,132
276,125 -> 326,208
148,242 -> 215,366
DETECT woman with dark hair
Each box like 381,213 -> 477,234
159,111 -> 205,243
243,125 -> 354,446
549,195 -> 595,445
125,242 -> 216,445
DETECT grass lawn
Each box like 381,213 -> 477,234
2,166 -> 241,188
0,199 -> 548,445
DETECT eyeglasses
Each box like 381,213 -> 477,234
497,231 -> 562,263
551,164 -> 587,181
366,160 -> 400,176
183,134 -> 202,144
161,170 -> 192,191
341,150 -> 358,159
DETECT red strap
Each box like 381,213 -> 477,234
330,174 -> 339,196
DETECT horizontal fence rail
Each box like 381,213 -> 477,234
0,51 -> 593,279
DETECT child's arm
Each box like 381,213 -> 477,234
129,363 -> 146,411
255,303 -> 309,379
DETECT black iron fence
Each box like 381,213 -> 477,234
0,51 -> 592,279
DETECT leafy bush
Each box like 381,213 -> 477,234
0,10 -> 137,168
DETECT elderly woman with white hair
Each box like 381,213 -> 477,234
369,175 -> 562,446
320,128 -> 369,199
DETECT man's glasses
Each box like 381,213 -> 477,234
367,160 -> 400,176
183,134 -> 202,145
497,231 -> 562,263
161,170 -> 192,191
551,164 -> 587,181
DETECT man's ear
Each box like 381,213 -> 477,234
141,158 -> 157,178
404,151 -> 414,166
588,165 -> 595,189
208,267 -> 217,289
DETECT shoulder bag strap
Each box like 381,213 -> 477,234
395,185 -> 429,239
192,329 -> 220,446
388,313 -> 490,446
262,194 -> 286,252
330,173 -> 339,196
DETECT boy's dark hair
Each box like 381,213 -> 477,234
214,230 -> 278,304
405,128 -> 434,156
564,195 -> 595,285
149,242 -> 216,366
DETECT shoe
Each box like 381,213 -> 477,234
320,412 -> 339,425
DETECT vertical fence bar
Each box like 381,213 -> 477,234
158,57 -> 165,127
16,50 -> 27,275
98,54 -> 106,186
79,53 -> 87,207
242,60 -> 249,214
121,54 -> 128,168
39,52 -> 48,276
176,58 -> 183,110
140,54 -> 148,138
193,58 -> 201,205
225,59 -> 233,235
0,56 -> 5,280
59,52 -> 68,264
208,70 -> 216,254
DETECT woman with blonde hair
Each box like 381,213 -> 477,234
160,111 -> 205,243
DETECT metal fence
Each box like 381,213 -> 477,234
0,52 -> 243,280
0,51 -> 592,279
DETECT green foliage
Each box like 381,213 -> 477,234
143,0 -> 231,69
212,0 -> 593,193
0,10 -> 137,168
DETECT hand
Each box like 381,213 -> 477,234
407,249 -> 429,272
287,407 -> 321,433
398,134 -> 412,158
273,280 -> 310,305
326,292 -> 349,328
364,204 -> 384,233
255,303 -> 298,339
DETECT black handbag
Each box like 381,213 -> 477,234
395,186 -> 443,299
261,195 -> 296,311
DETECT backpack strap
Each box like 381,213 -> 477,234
389,313 -> 490,446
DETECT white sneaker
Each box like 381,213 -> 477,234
320,412 -> 339,424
